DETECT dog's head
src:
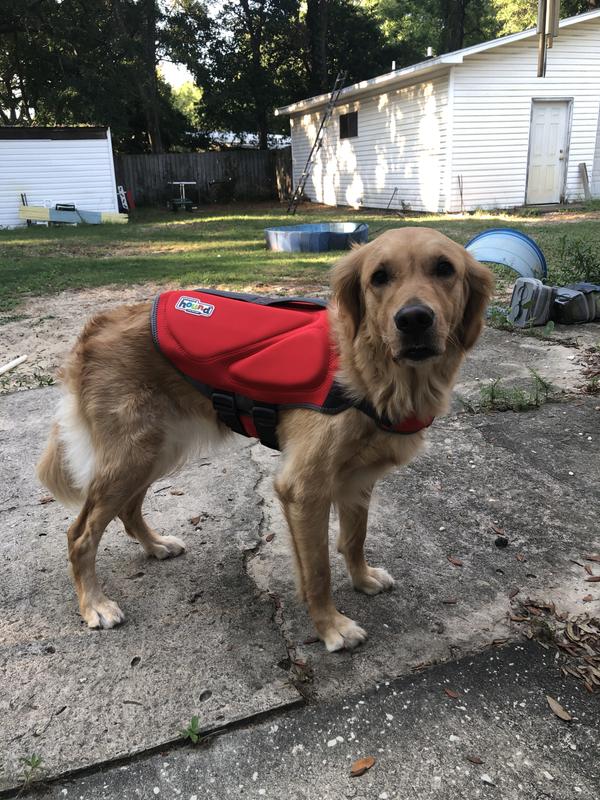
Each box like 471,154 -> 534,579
331,227 -> 494,364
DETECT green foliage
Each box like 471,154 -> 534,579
171,82 -> 203,129
365,0 -> 501,63
492,0 -> 595,36
180,715 -> 203,744
19,753 -> 44,786
479,369 -> 555,412
1,0 -> 595,150
553,235 -> 600,285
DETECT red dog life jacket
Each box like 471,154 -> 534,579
152,289 -> 433,450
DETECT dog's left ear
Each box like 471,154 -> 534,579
459,254 -> 494,351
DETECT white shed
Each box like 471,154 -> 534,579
276,9 -> 600,212
0,127 -> 119,228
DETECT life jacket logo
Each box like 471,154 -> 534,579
175,296 -> 215,317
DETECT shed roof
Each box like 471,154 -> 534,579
275,8 -> 600,116
0,127 -> 108,140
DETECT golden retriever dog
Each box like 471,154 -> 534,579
37,228 -> 493,651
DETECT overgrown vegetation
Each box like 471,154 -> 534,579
554,235 -> 600,286
1,204 -> 599,314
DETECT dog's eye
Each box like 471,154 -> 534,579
371,268 -> 390,287
435,260 -> 455,278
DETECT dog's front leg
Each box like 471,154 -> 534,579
275,477 -> 367,652
337,493 -> 395,595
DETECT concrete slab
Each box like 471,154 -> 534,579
453,324 -> 600,405
1,328 -> 598,792
247,397 -> 599,700
0,389 -> 300,792
19,640 -> 600,799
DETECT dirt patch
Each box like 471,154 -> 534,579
0,280 -> 329,394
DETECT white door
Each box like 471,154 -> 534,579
526,100 -> 570,204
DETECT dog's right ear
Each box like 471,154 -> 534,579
330,245 -> 365,338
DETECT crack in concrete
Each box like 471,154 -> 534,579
243,444 -> 314,699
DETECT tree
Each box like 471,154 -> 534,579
492,0 -> 597,36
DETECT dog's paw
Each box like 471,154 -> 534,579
146,535 -> 186,560
319,613 -> 368,652
353,566 -> 395,596
81,597 -> 125,629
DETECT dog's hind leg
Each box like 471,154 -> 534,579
68,484 -> 131,629
337,493 -> 395,596
119,490 -> 185,560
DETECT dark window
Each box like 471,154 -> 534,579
340,111 -> 358,139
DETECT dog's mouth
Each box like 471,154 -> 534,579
396,345 -> 439,363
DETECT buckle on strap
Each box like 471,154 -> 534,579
212,392 -> 246,436
251,404 -> 279,450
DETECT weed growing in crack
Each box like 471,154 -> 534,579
19,753 -> 44,787
179,715 -> 203,744
477,369 -> 555,412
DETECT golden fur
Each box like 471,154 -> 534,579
37,228 -> 493,651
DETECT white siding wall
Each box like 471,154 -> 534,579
450,20 -> 600,210
0,131 -> 119,228
290,73 -> 450,212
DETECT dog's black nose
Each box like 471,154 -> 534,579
394,304 -> 435,332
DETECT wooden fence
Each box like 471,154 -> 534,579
114,148 -> 292,207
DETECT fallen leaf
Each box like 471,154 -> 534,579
447,556 -> 463,567
466,754 -> 484,765
510,614 -> 528,622
39,495 -> 54,505
584,565 -> 593,575
585,576 -> 600,583
583,594 -> 593,603
526,606 -> 542,616
584,554 -> 600,563
190,515 -> 201,526
442,598 -> 458,605
546,695 -> 572,721
350,756 -> 376,777
508,587 -> 520,599
491,523 -> 504,535
516,553 -> 527,562
444,688 -> 460,699
170,488 -> 185,496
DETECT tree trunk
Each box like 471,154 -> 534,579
141,0 -> 163,153
306,0 -> 328,94
441,0 -> 466,53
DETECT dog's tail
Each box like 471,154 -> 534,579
36,391 -> 95,508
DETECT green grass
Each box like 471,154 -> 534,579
1,202 -> 599,313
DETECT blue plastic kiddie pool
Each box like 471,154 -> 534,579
265,222 -> 369,252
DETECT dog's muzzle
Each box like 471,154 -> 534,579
394,304 -> 439,362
